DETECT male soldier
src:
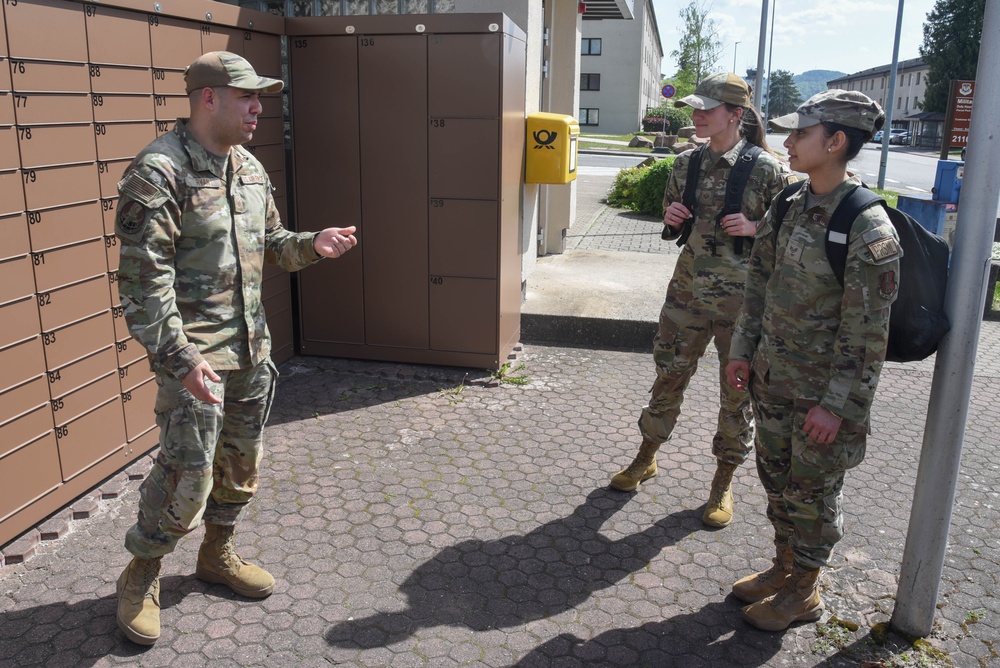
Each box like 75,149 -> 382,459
114,51 -> 357,645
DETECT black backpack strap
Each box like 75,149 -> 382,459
720,143 -> 763,254
669,145 -> 707,244
825,185 -> 884,287
772,180 -> 806,238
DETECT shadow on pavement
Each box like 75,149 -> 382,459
325,488 -> 708,649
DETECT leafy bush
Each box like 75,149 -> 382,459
606,157 -> 676,217
642,106 -> 692,134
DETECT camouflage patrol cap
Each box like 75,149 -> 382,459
184,51 -> 284,94
769,89 -> 884,133
674,72 -> 751,110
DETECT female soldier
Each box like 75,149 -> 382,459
725,90 -> 898,631
609,72 -> 793,530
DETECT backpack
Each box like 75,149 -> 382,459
666,142 -> 763,255
773,181 -> 950,363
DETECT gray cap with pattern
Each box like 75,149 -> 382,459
769,89 -> 884,133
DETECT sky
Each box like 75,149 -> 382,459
649,0 -> 939,78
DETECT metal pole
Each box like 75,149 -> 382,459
877,0 -> 904,190
733,41 -> 740,73
753,0 -> 768,109
764,0 -> 776,121
891,0 -> 1000,638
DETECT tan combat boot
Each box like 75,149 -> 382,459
196,523 -> 275,598
702,461 -> 738,527
732,539 -> 794,603
116,556 -> 161,645
609,439 -> 660,492
742,563 -> 825,631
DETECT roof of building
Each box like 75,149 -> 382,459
827,57 -> 926,85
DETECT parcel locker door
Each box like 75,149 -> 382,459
290,36 -> 365,347
84,4 -> 152,68
358,34 -> 428,349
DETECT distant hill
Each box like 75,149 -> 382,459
794,70 -> 846,100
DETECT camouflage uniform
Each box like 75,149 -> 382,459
116,119 -> 322,559
730,174 -> 900,569
641,140 -> 793,466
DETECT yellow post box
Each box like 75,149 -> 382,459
525,112 -> 580,184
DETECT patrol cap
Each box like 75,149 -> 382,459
674,72 -> 751,110
184,51 -> 284,94
769,89 -> 884,133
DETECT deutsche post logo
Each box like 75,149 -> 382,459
533,129 -> 557,149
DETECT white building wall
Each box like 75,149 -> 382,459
578,0 -> 662,135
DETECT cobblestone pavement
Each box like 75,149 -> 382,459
1,162 -> 999,667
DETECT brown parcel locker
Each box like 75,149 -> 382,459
0,212 -> 29,259
47,345 -> 119,403
0,171 -> 25,216
122,376 -> 157,441
9,60 -> 90,94
0,91 -> 13,125
90,65 -> 154,95
290,15 -> 525,369
114,334 -> 147,368
0,125 -> 18,170
4,0 -> 89,64
0,254 -> 37,305
12,92 -> 91,125
0,374 -> 49,426
83,4 -> 153,68
17,123 -> 97,169
40,310 -> 115,371
0,403 -> 53,462
0,296 -> 41,348
51,371 -> 120,429
23,163 -> 101,210
151,68 -> 187,97
37,275 -> 112,334
154,95 -> 189,124
93,94 -> 156,123
149,17 -> 204,70
31,237 -> 107,292
0,336 -> 45,395
0,432 -> 61,523
56,397 -> 127,481
95,121 -> 156,161
98,159 -> 133,200
119,355 -> 155,394
26,201 -> 104,252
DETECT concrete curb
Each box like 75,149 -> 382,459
521,313 -> 656,350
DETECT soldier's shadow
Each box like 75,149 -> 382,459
508,602 -> 784,667
325,488 -> 706,648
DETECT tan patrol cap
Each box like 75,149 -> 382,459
674,72 -> 751,110
769,89 -> 884,133
184,51 -> 284,94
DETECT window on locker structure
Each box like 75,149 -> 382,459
289,34 -> 366,351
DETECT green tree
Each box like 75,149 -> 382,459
918,0 -> 984,112
766,70 -> 803,119
671,1 -> 723,85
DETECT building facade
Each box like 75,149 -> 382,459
578,0 -> 663,135
827,58 -> 942,146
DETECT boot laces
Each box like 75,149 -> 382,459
623,457 -> 651,478
139,560 -> 160,597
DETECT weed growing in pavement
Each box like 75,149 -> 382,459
489,362 -> 528,386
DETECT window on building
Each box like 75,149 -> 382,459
908,73 -> 912,85
898,96 -> 902,107
882,77 -> 885,89
914,96 -> 919,108
581,38 -> 602,56
916,72 -> 921,85
580,73 -> 601,91
580,108 -> 599,125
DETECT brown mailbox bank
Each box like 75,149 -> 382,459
287,14 -> 527,370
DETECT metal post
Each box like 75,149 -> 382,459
891,0 -> 1000,638
753,0 -> 768,109
733,41 -> 740,73
764,0 -> 776,121
877,0 -> 904,190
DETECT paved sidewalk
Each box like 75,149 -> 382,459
1,165 -> 999,668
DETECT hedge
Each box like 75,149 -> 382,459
605,156 -> 676,217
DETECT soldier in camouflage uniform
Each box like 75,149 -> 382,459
114,52 -> 358,646
610,73 -> 794,530
726,90 -> 898,631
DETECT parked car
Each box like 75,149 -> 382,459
872,128 -> 908,143
889,131 -> 912,145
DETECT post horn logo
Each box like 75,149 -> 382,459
533,129 -> 558,149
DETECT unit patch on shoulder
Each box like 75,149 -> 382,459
866,234 -> 900,262
879,269 -> 898,299
116,200 -> 147,238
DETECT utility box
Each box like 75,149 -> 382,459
525,112 -> 579,184
287,14 -> 526,369
932,159 -> 964,204
897,194 -> 958,248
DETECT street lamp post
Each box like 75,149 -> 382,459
733,41 -> 740,73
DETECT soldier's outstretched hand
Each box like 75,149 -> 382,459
314,226 -> 358,258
